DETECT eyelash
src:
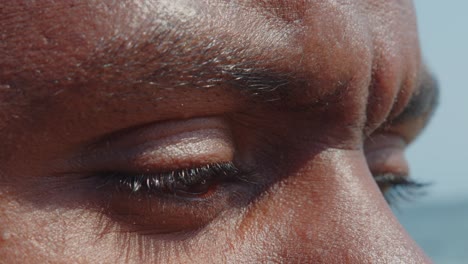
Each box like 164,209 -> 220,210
374,173 -> 428,206
98,162 -> 425,206
98,162 -> 244,198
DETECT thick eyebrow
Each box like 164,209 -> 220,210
393,71 -> 439,124
81,30 -> 301,102
60,7 -> 310,104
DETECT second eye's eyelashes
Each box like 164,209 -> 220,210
98,162 -> 246,198
374,173 -> 429,206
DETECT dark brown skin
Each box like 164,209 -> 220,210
0,0 -> 438,263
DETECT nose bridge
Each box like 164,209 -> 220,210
238,149 -> 430,263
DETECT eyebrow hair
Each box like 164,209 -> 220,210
76,14 -> 438,118
80,42 -> 300,107
79,22 -> 305,103
223,66 -> 300,102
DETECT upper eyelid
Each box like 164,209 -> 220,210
61,117 -> 235,174
391,73 -> 439,125
83,117 -> 231,152
367,73 -> 439,143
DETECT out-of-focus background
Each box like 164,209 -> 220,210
395,1 -> 468,263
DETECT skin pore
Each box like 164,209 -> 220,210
0,0 -> 438,263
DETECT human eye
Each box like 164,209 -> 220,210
64,117 -> 257,234
94,163 -> 254,234
364,133 -> 428,206
364,75 -> 438,206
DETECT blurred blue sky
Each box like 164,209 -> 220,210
408,1 -> 468,202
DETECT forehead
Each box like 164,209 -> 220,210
1,0 -> 417,60
1,1 -> 381,94
1,0 -> 422,118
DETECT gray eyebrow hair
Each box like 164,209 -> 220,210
226,67 -> 294,100
76,19 -> 302,102
96,52 -> 297,102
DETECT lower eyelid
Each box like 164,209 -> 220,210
81,160 -> 257,233
95,175 -> 252,234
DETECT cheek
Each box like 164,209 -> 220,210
205,150 -> 422,263
0,187 -> 117,262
